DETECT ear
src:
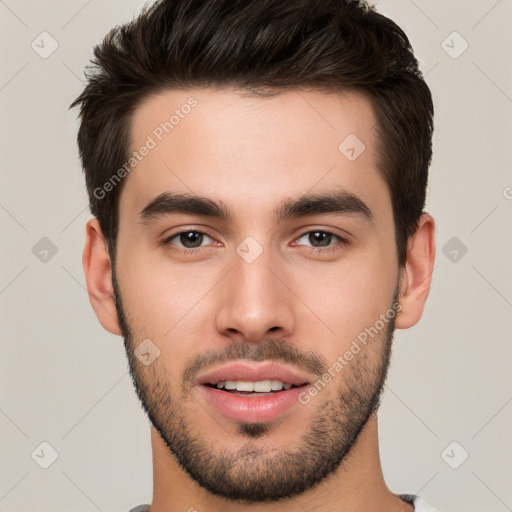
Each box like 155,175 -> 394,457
395,213 -> 436,329
83,218 -> 122,335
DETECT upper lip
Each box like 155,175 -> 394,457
196,361 -> 313,387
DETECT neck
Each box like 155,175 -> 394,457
148,412 -> 412,512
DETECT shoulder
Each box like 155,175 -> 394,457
400,494 -> 441,512
400,494 -> 441,511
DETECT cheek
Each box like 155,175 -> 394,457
115,243 -> 219,345
292,243 -> 397,346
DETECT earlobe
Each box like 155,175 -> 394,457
82,218 -> 122,335
395,213 -> 436,329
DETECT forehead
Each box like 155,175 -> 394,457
121,87 -> 389,221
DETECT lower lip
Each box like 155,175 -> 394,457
199,385 -> 308,423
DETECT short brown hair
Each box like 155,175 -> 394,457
70,0 -> 434,267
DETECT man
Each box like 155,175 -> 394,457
71,0 -> 437,510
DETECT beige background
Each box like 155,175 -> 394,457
1,0 -> 511,510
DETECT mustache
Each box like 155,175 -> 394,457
182,338 -> 329,388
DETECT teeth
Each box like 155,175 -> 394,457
215,379 -> 294,392
270,380 -> 282,391
254,380 -> 271,392
236,381 -> 255,392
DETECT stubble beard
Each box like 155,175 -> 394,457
112,267 -> 398,503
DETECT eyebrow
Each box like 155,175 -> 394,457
139,192 -> 230,222
138,189 -> 374,224
275,190 -> 373,224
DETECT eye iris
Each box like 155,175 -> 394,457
180,232 -> 203,248
309,231 -> 332,247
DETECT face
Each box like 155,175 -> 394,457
112,88 -> 401,502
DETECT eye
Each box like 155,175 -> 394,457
294,230 -> 348,250
163,230 -> 214,250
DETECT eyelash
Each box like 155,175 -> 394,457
161,228 -> 349,255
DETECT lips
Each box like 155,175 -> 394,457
195,361 -> 313,423
196,361 -> 312,387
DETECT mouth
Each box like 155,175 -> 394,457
196,363 -> 313,423
202,379 -> 307,397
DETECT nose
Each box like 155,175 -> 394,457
214,245 -> 296,343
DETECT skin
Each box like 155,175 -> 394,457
83,88 -> 435,512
